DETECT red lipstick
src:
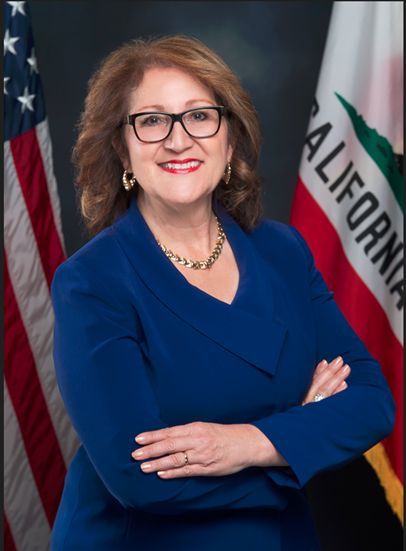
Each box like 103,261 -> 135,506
159,158 -> 203,175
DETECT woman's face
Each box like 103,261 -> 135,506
123,66 -> 233,208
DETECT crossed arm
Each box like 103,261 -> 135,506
128,355 -> 351,479
51,228 -> 394,513
52,258 -> 293,515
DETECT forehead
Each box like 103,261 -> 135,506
129,66 -> 216,112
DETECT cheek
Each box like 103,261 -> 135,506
128,148 -> 155,180
132,165 -> 157,191
216,129 -> 232,161
211,142 -> 229,174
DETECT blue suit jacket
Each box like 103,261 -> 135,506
50,195 -> 395,550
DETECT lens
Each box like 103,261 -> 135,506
183,108 -> 220,138
135,113 -> 172,142
132,107 -> 222,142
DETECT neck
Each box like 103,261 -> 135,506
137,191 -> 218,257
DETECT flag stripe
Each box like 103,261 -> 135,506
291,177 -> 403,482
4,141 -> 78,467
35,120 -> 66,254
4,515 -> 17,551
9,129 -> 65,289
299,131 -> 403,344
4,384 -> 51,550
5,254 -> 67,525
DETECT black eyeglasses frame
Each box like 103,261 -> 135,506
124,105 -> 227,143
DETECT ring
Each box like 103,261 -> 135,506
313,392 -> 326,402
183,452 -> 189,465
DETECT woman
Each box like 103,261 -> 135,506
51,35 -> 395,550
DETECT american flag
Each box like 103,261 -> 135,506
4,2 -> 78,549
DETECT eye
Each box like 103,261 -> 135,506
137,114 -> 167,127
190,110 -> 208,121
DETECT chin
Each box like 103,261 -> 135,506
161,188 -> 213,207
164,195 -> 205,208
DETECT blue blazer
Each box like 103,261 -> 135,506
50,195 -> 395,550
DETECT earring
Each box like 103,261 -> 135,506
223,162 -> 232,185
122,170 -> 137,191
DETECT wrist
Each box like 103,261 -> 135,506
244,424 -> 289,468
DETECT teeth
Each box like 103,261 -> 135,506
161,161 -> 201,169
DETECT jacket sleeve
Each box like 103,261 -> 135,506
51,257 -> 289,515
249,225 -> 395,489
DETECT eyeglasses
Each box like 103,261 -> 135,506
124,106 -> 226,143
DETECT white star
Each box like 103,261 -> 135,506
7,2 -> 26,17
27,48 -> 39,74
17,86 -> 35,113
4,29 -> 20,56
4,77 -> 11,95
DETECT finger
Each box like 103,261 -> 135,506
302,359 -> 329,403
135,424 -> 193,444
327,380 -> 348,397
322,364 -> 351,395
139,450 -> 192,474
307,356 -> 342,394
302,357 -> 345,404
312,356 -> 344,390
308,356 -> 343,394
157,464 -> 203,478
327,374 -> 350,396
314,359 -> 328,375
132,436 -> 194,461
335,380 -> 348,393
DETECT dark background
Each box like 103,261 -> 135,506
30,1 -> 402,549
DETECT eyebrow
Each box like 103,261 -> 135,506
134,99 -> 216,112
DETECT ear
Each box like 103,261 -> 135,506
227,142 -> 234,164
112,131 -> 130,170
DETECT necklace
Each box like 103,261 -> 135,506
156,216 -> 226,270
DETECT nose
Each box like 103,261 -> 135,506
163,120 -> 194,151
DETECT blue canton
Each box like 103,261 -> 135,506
4,1 -> 46,142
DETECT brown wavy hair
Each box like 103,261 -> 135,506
73,35 -> 263,236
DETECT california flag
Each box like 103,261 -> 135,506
290,1 -> 403,521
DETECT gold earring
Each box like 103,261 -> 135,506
223,162 -> 232,185
122,170 -> 137,191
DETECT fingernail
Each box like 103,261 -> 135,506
133,450 -> 144,458
157,471 -> 167,476
141,463 -> 151,471
342,364 -> 350,373
321,359 -> 328,366
135,435 -> 146,442
333,356 -> 343,365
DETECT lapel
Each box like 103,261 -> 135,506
111,195 -> 287,378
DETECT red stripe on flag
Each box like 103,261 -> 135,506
291,178 -> 403,483
4,514 -> 17,551
9,129 -> 65,289
4,254 -> 66,525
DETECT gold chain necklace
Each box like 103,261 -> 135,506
156,216 -> 226,270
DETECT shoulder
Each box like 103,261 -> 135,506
248,217 -> 312,268
51,223 -> 130,300
251,218 -> 296,241
53,226 -> 113,276
51,222 -> 143,338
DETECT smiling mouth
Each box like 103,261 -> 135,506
159,160 -> 203,174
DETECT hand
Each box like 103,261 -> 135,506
302,356 -> 351,406
131,421 -> 261,479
